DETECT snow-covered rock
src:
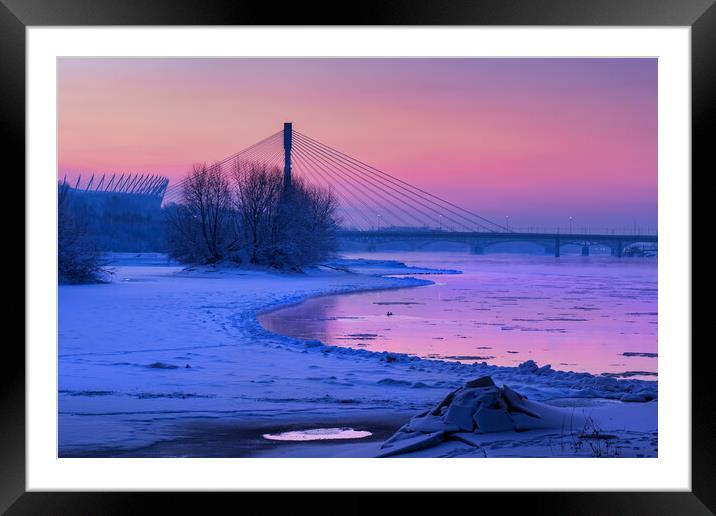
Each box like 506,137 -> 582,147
378,375 -> 587,457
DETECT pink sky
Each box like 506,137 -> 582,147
58,58 -> 657,229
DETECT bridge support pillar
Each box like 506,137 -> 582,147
470,244 -> 485,255
554,237 -> 560,257
613,239 -> 623,257
581,245 -> 590,256
367,243 -> 376,252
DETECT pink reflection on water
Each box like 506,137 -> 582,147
259,253 -> 657,377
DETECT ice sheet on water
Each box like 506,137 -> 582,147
263,428 -> 372,441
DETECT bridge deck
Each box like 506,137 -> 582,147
337,230 -> 657,242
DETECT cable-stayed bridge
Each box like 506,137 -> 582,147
160,122 -> 657,257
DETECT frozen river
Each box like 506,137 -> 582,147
260,252 -> 658,378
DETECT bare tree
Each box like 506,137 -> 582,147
231,161 -> 282,263
276,177 -> 339,267
58,182 -> 108,283
165,203 -> 206,264
180,163 -> 232,263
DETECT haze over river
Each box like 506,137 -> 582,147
259,252 -> 658,378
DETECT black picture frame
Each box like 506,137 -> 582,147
4,0 -> 709,513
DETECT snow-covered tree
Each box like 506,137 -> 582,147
167,163 -> 232,263
231,161 -> 283,263
58,183 -> 108,283
167,160 -> 338,268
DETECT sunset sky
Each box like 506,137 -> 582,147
58,58 -> 657,229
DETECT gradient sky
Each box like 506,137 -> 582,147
58,58 -> 657,229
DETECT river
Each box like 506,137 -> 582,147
259,252 -> 657,378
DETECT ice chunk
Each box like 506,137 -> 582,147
474,406 -> 515,433
430,388 -> 458,416
378,375 -> 589,456
444,403 -> 477,431
408,415 -> 460,433
451,432 -> 483,448
465,376 -> 496,388
377,431 -> 445,458
518,360 -> 539,373
620,392 -> 652,402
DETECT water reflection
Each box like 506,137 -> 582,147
259,253 -> 657,377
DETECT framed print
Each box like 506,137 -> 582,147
5,0 -> 710,512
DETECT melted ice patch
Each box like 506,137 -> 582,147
263,427 -> 372,441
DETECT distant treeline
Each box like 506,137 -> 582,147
90,207 -> 169,253
61,187 -> 170,253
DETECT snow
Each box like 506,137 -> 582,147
58,253 -> 657,457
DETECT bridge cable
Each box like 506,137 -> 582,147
292,141 -> 389,229
163,131 -> 284,201
295,131 -> 508,232
292,142 -> 385,229
294,136 -> 454,230
164,133 -> 283,197
294,131 -> 495,232
291,149 -> 365,229
293,138 -> 421,229
296,130 -> 507,232
293,138 -> 420,228
294,133 -> 479,232
164,130 -> 283,192
294,132 -> 483,231
292,144 -> 368,228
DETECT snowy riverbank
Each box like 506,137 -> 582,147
58,254 -> 656,457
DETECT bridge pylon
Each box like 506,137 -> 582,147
283,122 -> 292,193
